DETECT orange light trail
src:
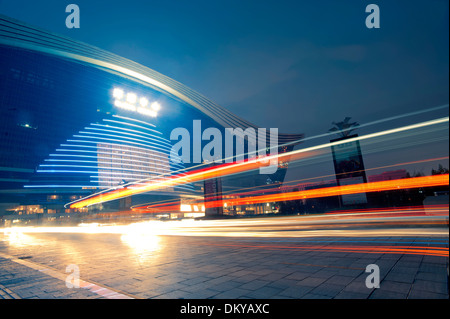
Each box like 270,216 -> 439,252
135,175 -> 449,212
132,156 -> 447,211
202,174 -> 449,208
192,242 -> 448,257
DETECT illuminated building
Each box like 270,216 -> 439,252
0,15 -> 302,221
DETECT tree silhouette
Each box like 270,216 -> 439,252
329,117 -> 360,138
431,164 -> 449,175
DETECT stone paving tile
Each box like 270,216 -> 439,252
379,280 -> 412,294
302,293 -> 331,299
227,275 -> 261,285
296,276 -> 328,287
414,271 -> 446,282
389,266 -> 419,275
369,289 -> 408,299
212,288 -> 253,299
241,286 -> 283,299
408,289 -> 449,299
283,271 -> 310,281
309,283 -> 345,297
277,286 -> 313,298
325,275 -> 355,286
238,279 -> 271,291
184,289 -> 220,299
419,263 -> 447,273
153,289 -> 193,299
334,291 -> 370,299
179,281 -> 221,293
203,280 -> 243,292
340,277 -> 375,297
335,268 -> 365,277
258,272 -> 289,282
311,268 -> 339,280
265,278 -> 300,291
384,272 -> 416,284
411,279 -> 448,295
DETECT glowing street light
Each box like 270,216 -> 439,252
151,102 -> 160,111
139,97 -> 149,107
112,87 -> 161,117
126,93 -> 137,104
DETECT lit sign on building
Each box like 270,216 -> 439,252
112,88 -> 160,117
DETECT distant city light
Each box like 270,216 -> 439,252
112,88 -> 160,117
180,204 -> 192,212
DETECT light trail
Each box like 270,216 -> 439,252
2,206 -> 448,236
204,174 -> 449,208
68,117 -> 449,209
135,174 -> 448,212
189,242 -> 448,257
1,207 -> 447,257
127,156 -> 449,213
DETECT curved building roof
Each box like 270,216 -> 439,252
0,14 -> 303,144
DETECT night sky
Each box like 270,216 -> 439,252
1,0 -> 449,180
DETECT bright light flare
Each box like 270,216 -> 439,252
113,88 -> 124,99
139,97 -> 148,107
150,102 -> 160,111
112,88 -> 159,117
126,93 -> 137,104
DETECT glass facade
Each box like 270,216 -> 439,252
0,44 -> 195,216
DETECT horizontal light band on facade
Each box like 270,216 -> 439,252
129,182 -> 194,188
90,175 -> 171,180
56,145 -> 168,159
52,149 -> 184,167
69,135 -> 175,155
103,119 -> 162,135
59,142 -> 177,160
39,164 -> 172,175
44,159 -> 172,170
66,138 -> 178,157
113,114 -> 156,128
24,185 -> 100,188
90,178 -> 140,182
45,155 -> 185,169
36,170 -> 160,178
86,125 -> 172,147
76,131 -> 172,151
90,171 -> 190,182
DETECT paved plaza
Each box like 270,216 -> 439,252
0,231 -> 448,299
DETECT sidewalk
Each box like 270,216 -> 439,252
0,233 -> 448,299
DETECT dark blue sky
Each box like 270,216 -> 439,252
1,0 -> 448,179
1,0 -> 448,133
